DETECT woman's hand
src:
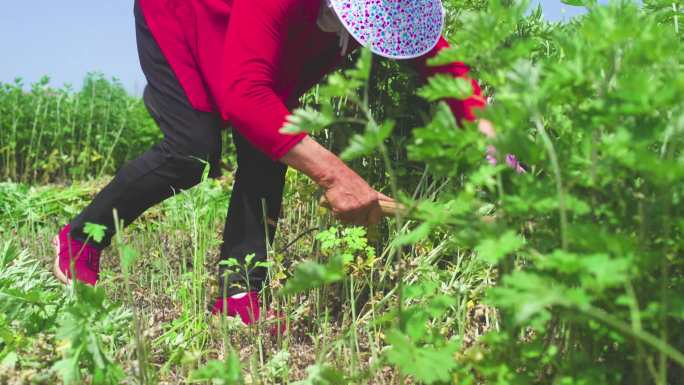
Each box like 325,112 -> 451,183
280,136 -> 394,225
322,168 -> 393,226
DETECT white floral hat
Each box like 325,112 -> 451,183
328,0 -> 445,59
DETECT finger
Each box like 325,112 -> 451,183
377,192 -> 394,202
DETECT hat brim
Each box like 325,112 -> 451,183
329,0 -> 445,60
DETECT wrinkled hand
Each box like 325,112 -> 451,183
279,136 -> 394,225
323,167 -> 393,226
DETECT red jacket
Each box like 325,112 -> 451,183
140,0 -> 485,160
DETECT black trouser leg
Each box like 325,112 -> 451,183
218,130 -> 287,297
68,104 -> 222,248
69,0 -> 223,247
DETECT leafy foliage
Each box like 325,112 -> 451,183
52,283 -> 129,385
288,0 -> 684,382
417,74 -> 473,101
385,329 -> 459,384
0,240 -> 130,384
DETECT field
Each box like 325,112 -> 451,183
1,1 -> 683,384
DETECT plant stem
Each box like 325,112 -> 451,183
534,116 -> 568,250
674,3 -> 679,34
581,304 -> 684,368
113,210 -> 149,385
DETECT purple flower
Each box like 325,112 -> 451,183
505,154 -> 526,174
485,145 -> 526,174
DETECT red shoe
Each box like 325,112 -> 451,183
52,224 -> 101,285
211,291 -> 287,335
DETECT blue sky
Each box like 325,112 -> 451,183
0,1 -> 590,95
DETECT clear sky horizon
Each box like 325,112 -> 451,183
0,1 -> 592,95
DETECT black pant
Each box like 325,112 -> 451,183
69,1 -> 287,296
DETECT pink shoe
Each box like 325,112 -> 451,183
211,291 -> 261,323
52,224 -> 101,285
211,291 -> 286,335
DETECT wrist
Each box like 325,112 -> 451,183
280,136 -> 345,189
312,151 -> 348,190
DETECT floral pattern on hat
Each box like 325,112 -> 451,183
329,0 -> 444,59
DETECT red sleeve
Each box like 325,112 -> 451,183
219,0 -> 307,160
410,36 -> 486,123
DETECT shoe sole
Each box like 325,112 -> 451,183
52,235 -> 70,285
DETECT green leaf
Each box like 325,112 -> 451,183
0,351 -> 17,369
561,0 -> 595,6
348,47 -> 373,81
281,108 -> 334,135
385,329 -> 459,384
292,364 -> 346,385
219,258 -> 240,267
487,271 -> 568,327
392,222 -> 433,246
402,282 -> 439,300
475,231 -> 524,264
403,308 -> 430,341
279,255 -> 346,296
418,74 -> 473,102
321,72 -> 361,98
120,245 -> 138,275
83,222 -> 107,243
579,254 -> 631,291
340,120 -> 395,161
86,333 -> 105,369
255,261 -> 273,269
74,282 -> 107,309
0,242 -> 19,268
53,351 -> 82,385
191,351 -> 243,385
426,46 -> 463,67
407,102 -> 480,177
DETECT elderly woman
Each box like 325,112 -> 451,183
53,0 -> 486,324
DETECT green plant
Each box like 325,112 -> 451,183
0,239 -> 129,385
52,282 -> 129,385
0,242 -> 64,365
384,282 -> 462,384
280,226 -> 375,296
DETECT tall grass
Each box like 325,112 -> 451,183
0,74 -> 160,183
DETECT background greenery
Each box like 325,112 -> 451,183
0,73 -> 160,183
